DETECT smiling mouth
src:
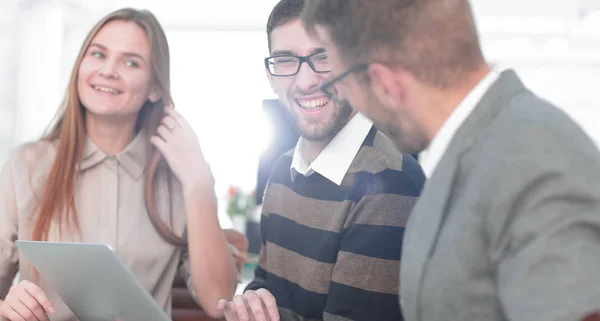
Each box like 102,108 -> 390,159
296,97 -> 330,111
92,85 -> 122,95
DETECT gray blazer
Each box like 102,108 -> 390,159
400,69 -> 600,321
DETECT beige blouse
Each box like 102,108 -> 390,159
0,130 -> 194,321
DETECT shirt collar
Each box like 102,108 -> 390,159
290,113 -> 373,186
421,68 -> 501,178
80,130 -> 148,180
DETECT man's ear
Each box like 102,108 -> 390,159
149,88 -> 162,103
367,64 -> 404,112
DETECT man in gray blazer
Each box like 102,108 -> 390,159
301,1 -> 600,321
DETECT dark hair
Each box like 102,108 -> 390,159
301,0 -> 486,88
266,0 -> 305,51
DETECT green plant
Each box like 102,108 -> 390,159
226,185 -> 256,218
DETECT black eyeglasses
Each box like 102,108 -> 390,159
320,63 -> 369,102
264,52 -> 331,77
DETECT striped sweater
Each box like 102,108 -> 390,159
246,128 -> 425,321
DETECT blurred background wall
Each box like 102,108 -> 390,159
1,0 -> 599,226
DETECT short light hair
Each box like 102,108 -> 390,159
301,0 -> 486,88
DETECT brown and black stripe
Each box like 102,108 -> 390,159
246,127 -> 425,321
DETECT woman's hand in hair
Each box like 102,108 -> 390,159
150,105 -> 213,191
0,280 -> 55,321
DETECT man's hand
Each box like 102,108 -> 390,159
217,289 -> 279,321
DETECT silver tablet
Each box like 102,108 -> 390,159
15,241 -> 171,321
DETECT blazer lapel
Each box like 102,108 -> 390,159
400,143 -> 461,321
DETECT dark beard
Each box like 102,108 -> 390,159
284,100 -> 354,142
379,125 -> 429,154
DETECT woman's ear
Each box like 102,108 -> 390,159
149,88 -> 162,103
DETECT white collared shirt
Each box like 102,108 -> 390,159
290,113 -> 373,186
421,69 -> 501,178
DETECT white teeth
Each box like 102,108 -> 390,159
94,86 -> 120,95
298,98 -> 329,110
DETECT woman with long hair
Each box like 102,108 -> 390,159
0,8 -> 237,321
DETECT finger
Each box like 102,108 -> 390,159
256,289 -> 279,321
218,300 -> 240,321
231,250 -> 249,262
164,107 -> 189,128
216,300 -> 226,312
22,283 -> 54,316
156,125 -> 173,141
232,295 -> 250,321
19,295 -> 48,321
9,300 -> 37,321
244,291 -> 269,321
160,115 -> 179,129
150,135 -> 168,155
2,307 -> 26,321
